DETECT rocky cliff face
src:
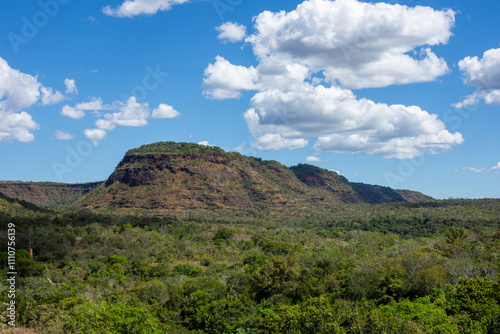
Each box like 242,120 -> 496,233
78,149 -> 313,216
74,142 -> 426,218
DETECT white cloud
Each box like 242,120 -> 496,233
460,167 -> 487,174
85,97 -> 150,143
203,56 -> 259,99
323,48 -> 449,89
492,163 -> 500,173
455,162 -> 500,174
203,55 -> 311,99
306,156 -> 323,162
95,97 -> 149,130
60,97 -> 113,120
459,48 -> 500,90
452,91 -> 483,109
151,103 -> 180,119
216,22 -> 247,43
245,0 -> 453,89
484,90 -> 500,105
0,58 -> 40,114
252,133 -> 308,151
198,141 -> 216,147
84,128 -> 107,146
77,97 -> 179,143
245,83 -> 463,158
64,78 -> 78,95
61,105 -> 85,120
52,130 -> 75,140
103,0 -> 190,18
203,0 -> 461,159
0,57 -> 64,142
458,162 -> 500,174
329,169 -> 341,175
456,48 -> 500,107
40,87 -> 65,105
77,97 -> 112,111
0,112 -> 39,143
232,146 -> 244,152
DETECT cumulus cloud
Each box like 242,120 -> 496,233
203,55 -> 310,99
203,56 -> 259,99
151,103 -> 180,119
245,0 -> 453,89
251,133 -> 308,151
76,97 -> 112,112
60,97 -> 112,120
492,163 -> 500,173
61,106 -> 85,120
52,130 -> 75,140
458,162 -> 500,174
203,0 -> 461,159
103,0 -> 190,18
245,84 -> 462,158
217,22 -> 247,43
198,141 -> 216,147
456,48 -> 500,107
84,129 -> 107,146
40,87 -> 65,105
83,97 -> 178,144
0,112 -> 39,143
452,91 -> 483,109
459,48 -> 500,90
485,90 -> 500,105
0,57 -> 65,142
0,58 -> 40,114
95,97 -> 149,130
64,78 -> 78,95
306,156 -> 323,162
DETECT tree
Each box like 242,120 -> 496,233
253,256 -> 300,300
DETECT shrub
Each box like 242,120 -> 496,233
173,263 -> 204,277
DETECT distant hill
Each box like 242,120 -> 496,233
72,142 -> 430,218
0,181 -> 102,207
0,191 -> 48,217
290,164 -> 415,204
395,189 -> 434,202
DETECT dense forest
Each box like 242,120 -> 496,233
1,193 -> 499,333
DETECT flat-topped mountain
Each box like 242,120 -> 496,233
73,142 -> 431,218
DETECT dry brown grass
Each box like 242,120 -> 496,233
1,328 -> 38,334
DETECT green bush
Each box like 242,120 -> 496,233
173,263 -> 204,277
64,302 -> 164,333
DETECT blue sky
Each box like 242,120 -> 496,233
1,0 -> 499,199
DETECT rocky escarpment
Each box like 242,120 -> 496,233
74,142 -> 428,218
